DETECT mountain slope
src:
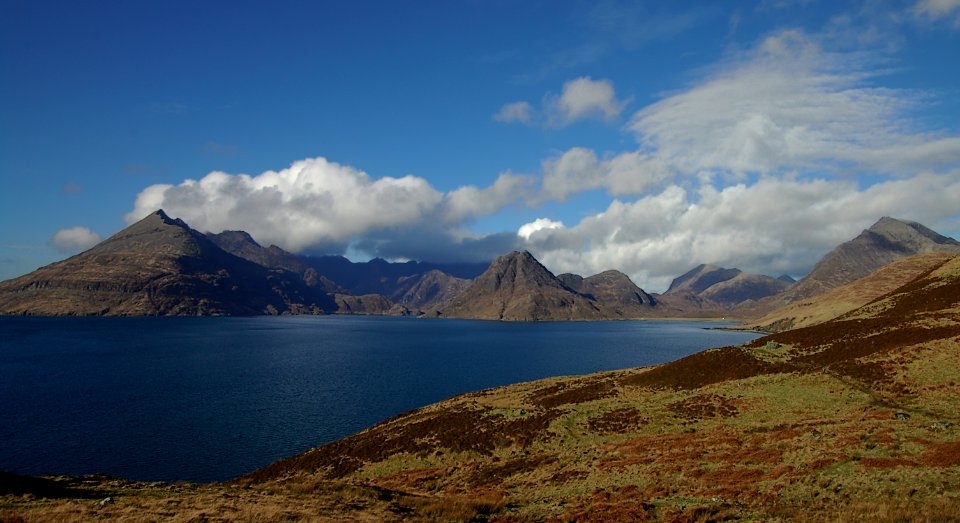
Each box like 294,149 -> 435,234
440,251 -> 605,321
697,272 -> 790,305
207,230 -> 344,293
662,264 -> 791,311
392,269 -> 470,311
560,270 -> 656,316
665,264 -> 742,295
0,210 -> 335,316
745,251 -> 957,333
786,216 -> 960,300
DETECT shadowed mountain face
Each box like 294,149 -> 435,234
561,270 -> 656,311
786,217 -> 960,300
0,210 -> 336,316
392,269 -> 470,311
209,231 -> 476,312
207,231 -> 344,293
666,264 -> 743,295
698,272 -> 791,305
305,257 -> 487,297
661,264 -> 791,310
440,251 -> 605,321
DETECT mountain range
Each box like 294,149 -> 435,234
0,210 -> 335,316
2,211 -> 959,322
5,216 -> 960,520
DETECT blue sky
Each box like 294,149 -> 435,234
2,0 -> 960,291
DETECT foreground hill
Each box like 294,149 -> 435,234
0,211 -> 335,316
8,256 -> 956,520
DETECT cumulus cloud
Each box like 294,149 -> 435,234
122,26 -> 960,283
538,147 -> 671,201
629,29 -> 960,177
495,77 -> 627,128
517,218 -> 565,240
50,227 -> 101,253
126,157 -> 445,254
126,157 -> 534,261
522,171 -> 960,292
493,101 -> 534,124
546,77 -> 627,127
443,171 -> 535,223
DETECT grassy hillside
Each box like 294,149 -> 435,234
4,256 -> 959,521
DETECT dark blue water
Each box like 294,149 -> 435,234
0,315 -> 759,483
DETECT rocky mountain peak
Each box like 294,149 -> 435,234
481,251 -> 559,290
785,217 -> 960,301
440,251 -> 604,321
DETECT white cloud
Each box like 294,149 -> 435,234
126,157 -> 445,253
522,171 -> 960,292
443,171 -> 534,222
50,227 -> 101,253
539,147 -> 605,201
629,29 -> 960,177
547,76 -> 627,127
120,26 -> 960,285
126,156 -> 533,260
517,218 -> 565,240
493,101 -> 534,124
537,147 -> 671,202
496,77 -> 628,128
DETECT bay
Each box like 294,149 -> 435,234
0,315 -> 760,483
